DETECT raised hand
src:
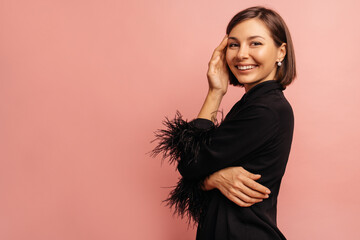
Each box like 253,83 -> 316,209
202,166 -> 271,207
206,34 -> 230,96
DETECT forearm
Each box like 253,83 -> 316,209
197,89 -> 224,123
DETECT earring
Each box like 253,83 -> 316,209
277,61 -> 282,67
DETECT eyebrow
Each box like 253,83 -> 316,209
228,35 -> 265,41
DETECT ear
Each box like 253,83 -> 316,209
277,43 -> 287,61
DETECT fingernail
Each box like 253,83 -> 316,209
266,189 -> 271,194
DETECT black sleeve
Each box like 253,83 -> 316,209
177,104 -> 279,180
151,112 -> 216,224
152,105 -> 278,224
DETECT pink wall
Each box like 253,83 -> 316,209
1,0 -> 359,239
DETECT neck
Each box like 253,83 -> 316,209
244,79 -> 277,93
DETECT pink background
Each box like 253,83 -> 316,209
1,0 -> 359,239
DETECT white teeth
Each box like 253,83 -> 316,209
237,65 -> 256,70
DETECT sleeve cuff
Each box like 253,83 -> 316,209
163,176 -> 209,225
151,112 -> 215,166
190,118 -> 215,130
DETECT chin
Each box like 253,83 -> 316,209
234,77 -> 257,85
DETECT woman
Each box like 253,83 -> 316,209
152,5 -> 296,240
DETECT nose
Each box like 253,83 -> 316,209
236,45 -> 249,60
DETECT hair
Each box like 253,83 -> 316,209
225,6 -> 296,89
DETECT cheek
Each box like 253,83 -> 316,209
252,48 -> 276,64
252,48 -> 268,61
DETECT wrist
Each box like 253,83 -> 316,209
202,174 -> 217,191
208,88 -> 226,98
197,89 -> 224,121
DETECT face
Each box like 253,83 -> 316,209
225,18 -> 286,92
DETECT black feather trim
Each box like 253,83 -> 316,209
151,111 -> 216,166
151,111 -> 219,225
163,177 -> 209,227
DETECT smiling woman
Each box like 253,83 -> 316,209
152,6 -> 296,240
225,18 -> 287,92
225,8 -> 296,89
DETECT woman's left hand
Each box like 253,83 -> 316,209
202,166 -> 271,207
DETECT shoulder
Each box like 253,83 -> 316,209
225,103 -> 280,128
252,90 -> 293,119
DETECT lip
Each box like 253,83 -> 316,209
235,64 -> 259,72
236,63 -> 258,66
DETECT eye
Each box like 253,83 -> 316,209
228,43 -> 239,48
251,41 -> 262,46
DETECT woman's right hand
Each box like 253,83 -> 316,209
202,166 -> 271,207
207,34 -> 230,96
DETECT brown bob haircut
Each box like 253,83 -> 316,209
226,6 -> 296,89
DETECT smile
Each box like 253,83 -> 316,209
236,65 -> 258,70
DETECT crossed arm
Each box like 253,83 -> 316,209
201,166 -> 270,207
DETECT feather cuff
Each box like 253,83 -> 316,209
151,111 -> 215,166
163,177 -> 209,226
151,111 -> 216,225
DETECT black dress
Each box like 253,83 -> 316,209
153,80 -> 294,240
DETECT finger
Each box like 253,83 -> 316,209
227,194 -> 254,208
232,188 -> 265,204
207,55 -> 221,71
249,174 -> 261,181
219,187 -> 259,207
210,35 -> 228,60
239,167 -> 262,180
238,183 -> 269,199
242,178 -> 271,195
215,34 -> 228,51
239,168 -> 271,194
